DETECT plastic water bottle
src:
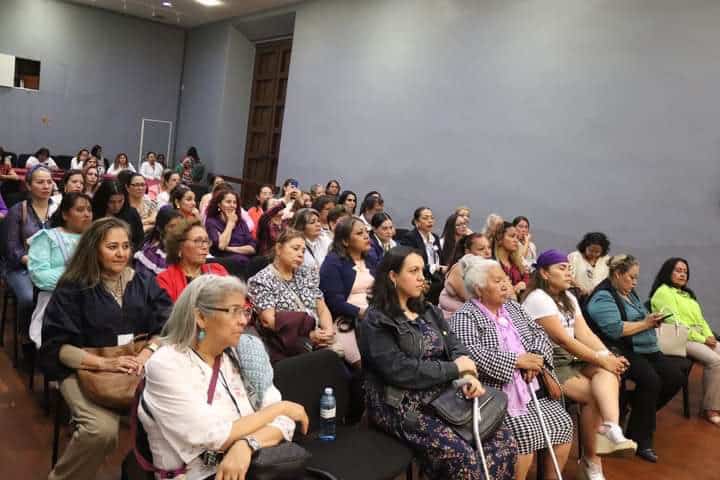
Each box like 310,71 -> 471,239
319,387 -> 336,441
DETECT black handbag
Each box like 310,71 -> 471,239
247,441 -> 312,480
427,384 -> 508,443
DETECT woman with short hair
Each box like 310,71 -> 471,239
398,207 -> 446,304
40,217 -> 172,480
585,254 -> 690,462
650,257 -> 720,426
523,250 -> 637,479
156,219 -> 228,302
568,232 -> 611,298
359,247 -> 517,480
450,257 -> 573,480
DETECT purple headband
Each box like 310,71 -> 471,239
534,249 -> 568,270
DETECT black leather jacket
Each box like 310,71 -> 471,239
359,304 -> 467,394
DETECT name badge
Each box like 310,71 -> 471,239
117,334 -> 134,346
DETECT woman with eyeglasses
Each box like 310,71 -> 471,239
123,172 -> 158,233
140,275 -> 309,480
439,213 -> 470,267
156,219 -> 228,302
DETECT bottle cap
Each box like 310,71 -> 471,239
324,387 -> 333,395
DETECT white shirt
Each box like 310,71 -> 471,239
70,156 -> 83,170
106,162 -> 136,176
568,251 -> 609,294
420,231 -> 440,273
156,191 -> 170,207
25,156 -> 58,170
523,289 -> 580,340
304,235 -> 331,271
140,161 -> 164,180
140,346 -> 295,480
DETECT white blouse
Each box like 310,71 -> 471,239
140,346 -> 295,480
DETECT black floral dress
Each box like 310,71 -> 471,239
365,317 -> 517,480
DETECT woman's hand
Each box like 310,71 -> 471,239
309,328 -> 335,347
522,369 -> 539,383
461,376 -> 485,399
101,355 -> 140,374
706,336 -> 718,349
280,401 -> 310,435
453,355 -> 477,376
642,312 -> 664,330
131,349 -> 153,375
516,352 -> 544,372
514,282 -> 527,294
600,354 -> 629,376
216,441 -> 252,480
225,210 -> 238,226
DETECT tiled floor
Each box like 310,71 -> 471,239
0,303 -> 718,479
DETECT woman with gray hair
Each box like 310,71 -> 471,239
292,207 -> 331,271
449,258 -> 573,480
140,274 -> 309,480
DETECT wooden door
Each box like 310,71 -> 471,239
241,39 -> 292,206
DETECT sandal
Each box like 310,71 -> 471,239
703,410 -> 720,427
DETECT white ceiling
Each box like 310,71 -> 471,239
65,0 -> 303,28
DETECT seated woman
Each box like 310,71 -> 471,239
482,213 -> 504,238
359,246 -> 517,480
367,212 -> 396,266
292,208 -> 330,271
170,184 -> 201,221
123,172 -> 158,233
70,148 -> 90,170
27,193 -> 93,347
650,257 -> 720,426
25,147 -> 58,170
439,212 -> 470,267
248,229 -> 336,362
134,208 -> 183,276
568,232 -> 611,299
256,198 -> 287,256
139,151 -> 163,180
455,206 -> 474,233
439,233 -> 492,319
585,254 -> 690,462
156,219 -> 228,302
248,184 -> 275,238
156,169 -> 181,208
51,169 -> 85,205
106,152 -> 136,176
450,257 -> 574,480
199,175 -> 226,221
312,195 -> 337,240
319,217 -> 374,368
325,179 -> 341,198
358,194 -> 384,226
40,217 -> 172,480
327,205 -> 351,235
338,190 -> 357,215
492,221 -> 529,297
522,250 -> 637,479
140,274 -> 309,480
5,166 -> 55,348
82,164 -> 100,197
0,145 -> 19,182
92,180 -> 144,251
398,207 -> 446,304
205,189 -> 256,275
513,216 -> 537,270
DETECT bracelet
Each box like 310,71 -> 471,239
459,370 -> 477,379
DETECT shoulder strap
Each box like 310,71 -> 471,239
270,265 -> 316,317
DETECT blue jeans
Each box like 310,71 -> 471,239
5,269 -> 35,334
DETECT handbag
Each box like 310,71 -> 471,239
76,334 -> 149,412
257,311 -> 316,363
657,321 -> 689,357
247,441 -> 312,480
427,383 -> 508,443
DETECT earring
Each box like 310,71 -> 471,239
197,329 -> 206,341
391,280 -> 397,289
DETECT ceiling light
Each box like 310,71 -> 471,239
195,0 -> 223,6
162,1 -> 173,6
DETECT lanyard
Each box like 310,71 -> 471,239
192,350 -> 241,414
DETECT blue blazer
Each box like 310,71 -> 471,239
319,252 -> 376,319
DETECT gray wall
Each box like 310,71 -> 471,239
175,22 -> 254,176
280,0 -> 720,328
0,0 -> 185,165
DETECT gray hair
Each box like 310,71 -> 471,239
160,274 -> 247,350
463,257 -> 502,298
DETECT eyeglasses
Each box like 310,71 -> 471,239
203,305 -> 252,318
185,238 -> 210,246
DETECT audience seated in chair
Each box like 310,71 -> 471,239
106,152 -> 136,176
51,169 -> 85,206
319,216 -> 375,369
139,151 -> 163,180
358,194 -> 384,227
25,147 -> 58,170
27,192 -> 93,348
70,148 -> 90,171
122,172 -> 158,234
585,254 -> 690,463
337,190 -> 357,216
198,174 -> 226,221
450,257 -> 573,480
156,219 -> 228,302
513,216 -> 537,270
82,163 -> 100,198
398,207 -> 446,304
292,207 -> 330,272
312,195 -> 337,242
133,208 -> 182,277
522,250 -> 638,479
247,184 -> 275,239
92,180 -> 144,251
326,205 -> 351,237
256,198 -> 287,256
169,184 -> 200,222
439,212 -> 470,267
650,257 -> 720,427
359,246 -> 517,480
568,232 -> 612,300
367,211 -> 396,267
39,217 -> 172,480
248,228 -> 337,362
89,144 -> 108,176
491,221 -> 529,298
325,179 -> 341,198
156,170 -> 180,208
204,189 -> 256,276
139,274 -> 309,479
439,233 -> 492,319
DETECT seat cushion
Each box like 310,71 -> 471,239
298,426 -> 412,480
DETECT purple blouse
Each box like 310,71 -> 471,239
205,215 -> 257,265
5,200 -> 53,271
0,193 -> 7,217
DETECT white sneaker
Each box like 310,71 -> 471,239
596,422 -> 637,457
579,458 -> 606,480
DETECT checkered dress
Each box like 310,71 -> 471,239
449,301 -> 574,454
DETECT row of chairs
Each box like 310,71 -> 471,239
3,152 -> 75,170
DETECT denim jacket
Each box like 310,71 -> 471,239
359,304 -> 467,407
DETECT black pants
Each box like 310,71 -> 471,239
623,350 -> 690,449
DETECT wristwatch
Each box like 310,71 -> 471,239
144,342 -> 159,353
242,436 -> 261,455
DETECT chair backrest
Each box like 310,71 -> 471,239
393,228 -> 409,241
55,155 -> 73,170
18,153 -> 30,168
273,349 -> 351,431
246,255 -> 270,279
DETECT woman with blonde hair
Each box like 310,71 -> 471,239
491,221 -> 529,296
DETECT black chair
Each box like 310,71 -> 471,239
393,228 -> 409,241
54,155 -> 73,170
245,255 -> 270,279
18,154 -> 30,168
273,349 -> 414,480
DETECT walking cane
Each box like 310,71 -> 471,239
455,377 -> 492,480
526,381 -> 564,480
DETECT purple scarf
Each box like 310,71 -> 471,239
472,300 -> 538,416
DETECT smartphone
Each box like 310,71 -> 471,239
657,312 -> 674,322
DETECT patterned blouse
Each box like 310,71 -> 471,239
248,264 -> 324,314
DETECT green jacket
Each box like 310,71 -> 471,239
650,284 -> 713,343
